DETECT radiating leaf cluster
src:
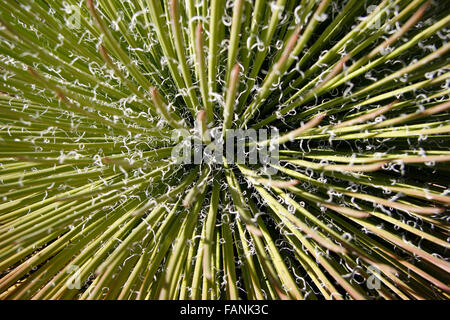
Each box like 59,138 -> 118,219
0,0 -> 449,300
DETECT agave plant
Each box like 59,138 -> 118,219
0,0 -> 449,300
